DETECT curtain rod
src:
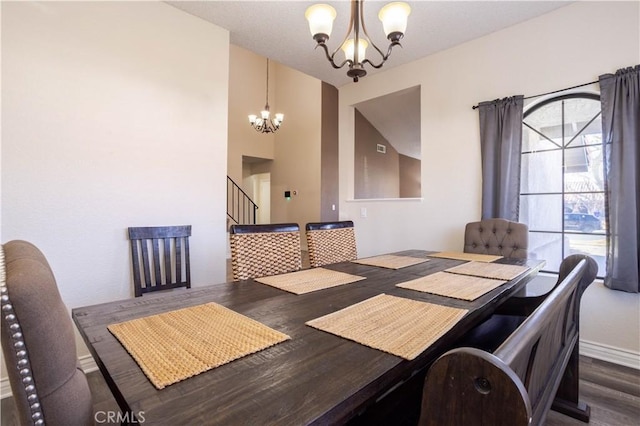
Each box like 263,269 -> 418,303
471,79 -> 600,110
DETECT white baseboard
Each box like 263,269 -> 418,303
1,354 -> 98,400
0,376 -> 12,400
580,339 -> 640,370
79,353 -> 99,373
2,341 -> 638,400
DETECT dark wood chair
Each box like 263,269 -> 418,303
305,221 -> 357,267
229,223 -> 301,280
420,255 -> 598,426
128,225 -> 191,297
1,240 -> 94,425
497,254 -> 597,316
460,254 -> 598,351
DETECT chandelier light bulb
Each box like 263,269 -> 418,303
342,38 -> 368,62
305,4 -> 337,42
378,2 -> 411,42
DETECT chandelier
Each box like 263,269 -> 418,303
248,58 -> 284,133
305,0 -> 411,82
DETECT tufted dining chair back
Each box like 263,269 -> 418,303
1,240 -> 93,426
464,218 -> 528,259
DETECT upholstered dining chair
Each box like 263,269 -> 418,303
464,218 -> 528,259
1,240 -> 94,426
229,223 -> 302,280
464,218 -> 546,315
305,221 -> 358,268
128,225 -> 191,297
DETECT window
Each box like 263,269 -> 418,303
519,94 -> 606,277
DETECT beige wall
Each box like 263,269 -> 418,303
228,46 -> 323,231
339,1 -> 640,359
1,0 -> 229,377
399,155 -> 421,198
354,110 -> 400,199
228,45 -> 276,184
321,83 -> 340,221
270,63 -> 323,229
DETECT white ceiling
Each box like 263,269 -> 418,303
168,0 -> 572,88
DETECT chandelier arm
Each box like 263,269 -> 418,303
362,41 -> 402,69
326,0 -> 357,62
316,43 -> 352,69
358,2 -> 386,62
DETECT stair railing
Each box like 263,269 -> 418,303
227,176 -> 258,225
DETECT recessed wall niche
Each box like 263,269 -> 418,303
353,86 -> 421,199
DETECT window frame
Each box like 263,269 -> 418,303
520,92 -> 607,279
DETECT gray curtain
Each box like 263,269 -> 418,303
600,65 -> 640,293
478,96 -> 524,221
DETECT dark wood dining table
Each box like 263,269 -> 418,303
72,250 -> 543,425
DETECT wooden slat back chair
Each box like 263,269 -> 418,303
305,221 -> 358,267
229,223 -> 301,281
128,225 -> 191,297
1,241 -> 94,426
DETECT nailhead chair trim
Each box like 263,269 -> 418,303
1,241 -> 93,426
305,221 -> 357,268
0,244 -> 45,426
229,223 -> 302,281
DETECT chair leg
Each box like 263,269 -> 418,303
551,343 -> 590,422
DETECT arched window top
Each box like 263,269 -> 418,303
523,93 -> 602,152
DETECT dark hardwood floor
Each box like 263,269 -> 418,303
1,355 -> 638,425
545,357 -> 640,426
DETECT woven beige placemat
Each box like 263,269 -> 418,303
108,303 -> 290,389
255,267 -> 366,295
445,261 -> 530,281
396,271 -> 508,301
306,294 -> 468,360
351,254 -> 430,269
429,251 -> 503,263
